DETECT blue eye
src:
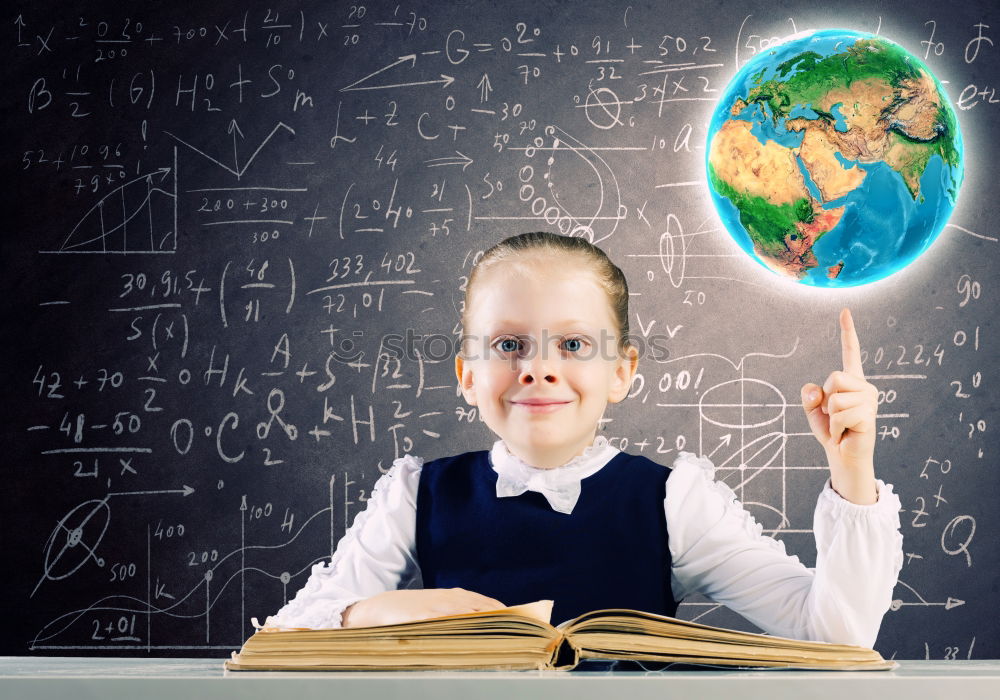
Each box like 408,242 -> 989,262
493,336 -> 586,355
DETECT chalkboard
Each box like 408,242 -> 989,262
5,0 -> 998,661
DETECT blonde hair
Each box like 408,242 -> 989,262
461,231 -> 631,355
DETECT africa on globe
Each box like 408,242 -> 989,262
705,29 -> 964,287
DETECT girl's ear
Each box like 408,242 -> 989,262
455,354 -> 477,405
608,344 -> 638,404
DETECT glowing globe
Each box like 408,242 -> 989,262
706,29 -> 963,287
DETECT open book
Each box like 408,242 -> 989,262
225,600 -> 897,671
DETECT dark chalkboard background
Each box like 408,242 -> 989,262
4,0 -> 998,660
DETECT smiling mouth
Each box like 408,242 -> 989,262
510,400 -> 571,414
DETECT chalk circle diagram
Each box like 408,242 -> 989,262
524,123 -> 626,247
31,498 -> 111,597
577,85 -> 627,131
697,376 -> 794,532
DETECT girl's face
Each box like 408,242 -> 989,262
455,259 -> 638,468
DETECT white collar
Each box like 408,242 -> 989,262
488,435 -> 620,515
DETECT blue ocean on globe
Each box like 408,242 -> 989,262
705,29 -> 964,287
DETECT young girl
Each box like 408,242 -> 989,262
262,231 -> 904,649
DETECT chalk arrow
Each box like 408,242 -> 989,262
477,73 -> 492,102
15,14 -> 27,45
165,122 -> 295,179
341,54 -> 416,91
145,167 -> 171,184
707,434 -> 733,460
424,151 -> 473,171
340,53 -> 454,91
107,485 -> 195,498
344,73 -> 454,91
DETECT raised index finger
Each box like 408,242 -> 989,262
840,307 -> 864,378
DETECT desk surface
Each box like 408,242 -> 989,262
2,657 -> 998,700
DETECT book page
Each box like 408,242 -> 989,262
411,599 -> 553,625
257,599 -> 554,633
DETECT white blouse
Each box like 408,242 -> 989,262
263,435 -> 904,648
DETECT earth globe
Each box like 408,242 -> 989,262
705,29 -> 963,287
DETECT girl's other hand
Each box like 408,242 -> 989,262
800,308 -> 879,505
341,588 -> 506,628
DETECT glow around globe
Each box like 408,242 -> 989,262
706,29 -> 964,287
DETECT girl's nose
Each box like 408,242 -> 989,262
519,369 -> 557,384
517,352 -> 558,384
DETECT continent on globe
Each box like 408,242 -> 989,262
706,30 -> 964,287
708,119 -> 847,279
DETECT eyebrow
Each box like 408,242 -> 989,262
485,319 -> 595,331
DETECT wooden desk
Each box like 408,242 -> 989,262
2,657 -> 997,699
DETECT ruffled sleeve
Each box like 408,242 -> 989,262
665,451 -> 903,648
261,454 -> 424,630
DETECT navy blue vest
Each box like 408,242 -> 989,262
415,449 -> 679,626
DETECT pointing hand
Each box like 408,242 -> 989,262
800,308 -> 879,505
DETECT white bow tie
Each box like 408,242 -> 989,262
490,436 -> 618,515
495,473 -> 583,514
